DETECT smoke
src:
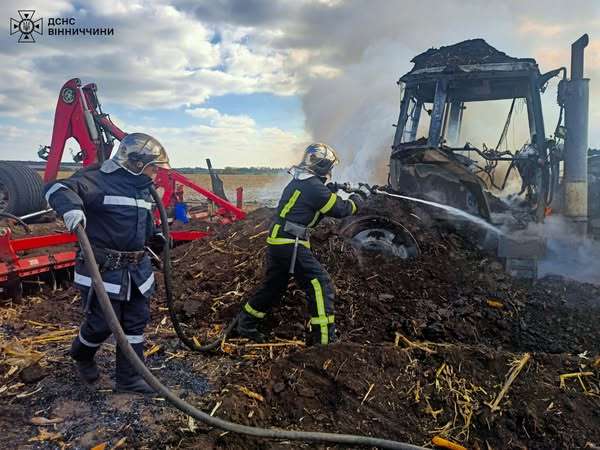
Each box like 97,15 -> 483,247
535,216 -> 600,285
301,41 -> 408,184
251,173 -> 289,207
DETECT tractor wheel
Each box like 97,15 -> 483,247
0,161 -> 46,216
339,215 -> 420,260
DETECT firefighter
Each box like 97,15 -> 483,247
44,133 -> 169,394
237,143 -> 370,345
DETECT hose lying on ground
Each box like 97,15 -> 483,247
148,186 -> 237,352
0,212 -> 31,233
74,224 -> 425,449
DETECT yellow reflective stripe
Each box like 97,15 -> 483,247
280,189 -> 301,218
244,303 -> 266,319
266,237 -> 310,248
349,198 -> 357,215
307,211 -> 320,227
310,315 -> 335,325
310,278 -> 329,344
319,193 -> 337,214
270,223 -> 281,239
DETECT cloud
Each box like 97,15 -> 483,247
185,107 -> 256,128
125,107 -> 309,167
0,124 -> 27,140
2,0 -> 600,171
0,0 -> 304,119
518,19 -> 567,38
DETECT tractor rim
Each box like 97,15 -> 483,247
352,227 -> 410,259
339,215 -> 420,260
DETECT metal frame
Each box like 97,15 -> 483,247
0,228 -> 77,283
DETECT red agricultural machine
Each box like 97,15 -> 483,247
0,78 -> 246,298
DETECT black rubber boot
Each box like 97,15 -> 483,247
70,336 -> 100,383
307,323 -> 337,346
236,310 -> 266,343
115,343 -> 154,395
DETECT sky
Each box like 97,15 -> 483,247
1,0 -> 599,177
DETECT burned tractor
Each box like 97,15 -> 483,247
390,35 -> 593,234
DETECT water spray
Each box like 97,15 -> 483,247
373,189 -> 503,235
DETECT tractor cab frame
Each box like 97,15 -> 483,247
389,39 -> 570,222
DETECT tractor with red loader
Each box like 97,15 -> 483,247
0,78 -> 246,298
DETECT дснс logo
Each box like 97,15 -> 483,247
10,10 -> 42,43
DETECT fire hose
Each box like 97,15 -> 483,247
149,186 -> 237,352
73,223 -> 425,449
0,212 -> 32,233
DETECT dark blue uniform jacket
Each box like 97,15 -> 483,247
267,174 -> 357,248
44,163 -> 156,301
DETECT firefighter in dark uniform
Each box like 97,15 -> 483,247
44,133 -> 169,394
237,143 -> 370,345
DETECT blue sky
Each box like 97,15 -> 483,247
112,93 -> 304,132
1,0 -> 599,175
204,93 -> 304,132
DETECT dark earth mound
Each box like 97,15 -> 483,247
1,198 -> 598,449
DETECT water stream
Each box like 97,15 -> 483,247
374,189 -> 504,236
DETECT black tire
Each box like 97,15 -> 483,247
0,162 -> 46,216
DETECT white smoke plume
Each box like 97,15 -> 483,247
536,216 -> 600,285
301,41 -> 408,184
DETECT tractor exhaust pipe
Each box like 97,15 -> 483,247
571,34 -> 589,81
563,34 -> 590,235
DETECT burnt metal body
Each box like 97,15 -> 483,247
384,36 -> 594,278
389,39 -> 564,222
589,150 -> 600,237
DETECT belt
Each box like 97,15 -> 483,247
90,247 -> 146,272
266,220 -> 311,248
282,220 -> 310,240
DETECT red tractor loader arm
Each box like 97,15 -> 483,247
42,77 -> 246,225
0,78 -> 246,298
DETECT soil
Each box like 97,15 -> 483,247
1,196 -> 599,449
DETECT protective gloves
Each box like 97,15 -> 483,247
327,181 -> 374,198
357,183 -> 372,198
349,193 -> 365,210
326,182 -> 339,193
149,231 -> 169,254
63,209 -> 86,231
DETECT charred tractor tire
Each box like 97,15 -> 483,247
0,161 -> 46,216
339,215 -> 420,260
